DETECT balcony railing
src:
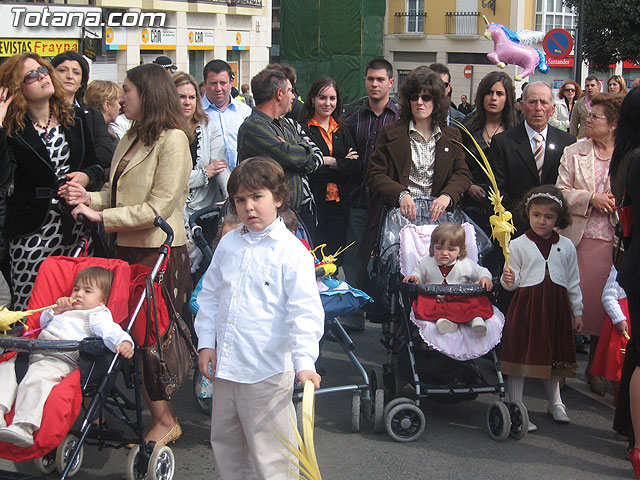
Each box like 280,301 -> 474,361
445,12 -> 481,37
393,11 -> 427,35
227,0 -> 262,6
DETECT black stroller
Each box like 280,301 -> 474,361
0,217 -> 181,479
367,198 -> 529,443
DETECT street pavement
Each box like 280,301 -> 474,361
0,322 -> 632,479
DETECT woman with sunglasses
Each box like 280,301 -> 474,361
361,67 -> 470,273
550,81 -> 581,131
556,92 -> 625,395
0,53 -> 104,309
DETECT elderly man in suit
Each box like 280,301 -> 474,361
489,82 -> 576,235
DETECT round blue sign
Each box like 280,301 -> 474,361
543,28 -> 574,59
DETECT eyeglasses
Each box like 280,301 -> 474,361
564,88 -> 576,92
587,112 -> 607,120
23,66 -> 49,85
409,94 -> 433,103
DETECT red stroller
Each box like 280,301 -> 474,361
0,217 -> 178,480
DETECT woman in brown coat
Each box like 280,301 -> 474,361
360,67 -> 471,279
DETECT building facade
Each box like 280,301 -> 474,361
1,1 -> 271,87
384,0 -> 639,102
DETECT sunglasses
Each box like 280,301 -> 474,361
23,66 -> 49,85
409,94 -> 433,102
564,88 -> 576,92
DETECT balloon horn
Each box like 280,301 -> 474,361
483,14 -> 490,26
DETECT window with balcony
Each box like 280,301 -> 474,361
406,0 -> 425,33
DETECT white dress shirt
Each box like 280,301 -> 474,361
524,121 -> 549,153
201,95 -> 252,169
194,218 -> 324,384
602,266 -> 627,325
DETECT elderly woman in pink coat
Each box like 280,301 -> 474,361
556,93 -> 624,396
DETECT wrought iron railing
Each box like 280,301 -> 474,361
445,12 -> 481,36
393,11 -> 427,35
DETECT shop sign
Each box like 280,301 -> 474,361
140,28 -> 176,50
188,30 -> 214,50
226,30 -> 250,51
0,38 -> 78,57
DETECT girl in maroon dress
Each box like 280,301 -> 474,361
403,223 -> 494,337
500,186 -> 583,433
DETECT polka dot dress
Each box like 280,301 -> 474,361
9,127 -> 86,310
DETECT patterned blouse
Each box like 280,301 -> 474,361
407,122 -> 442,198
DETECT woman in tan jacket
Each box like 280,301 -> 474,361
62,63 -> 192,447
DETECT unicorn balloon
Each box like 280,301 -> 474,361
483,16 -> 549,81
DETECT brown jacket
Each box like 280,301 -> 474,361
359,121 -> 471,279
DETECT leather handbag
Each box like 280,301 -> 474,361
613,190 -> 633,269
140,276 -> 198,401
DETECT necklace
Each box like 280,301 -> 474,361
28,110 -> 53,142
483,121 -> 503,146
593,143 -> 612,161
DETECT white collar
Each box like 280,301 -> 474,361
524,121 -> 549,142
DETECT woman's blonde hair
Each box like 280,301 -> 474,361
0,52 -> 74,137
172,71 -> 208,128
84,80 -> 123,111
429,223 -> 467,259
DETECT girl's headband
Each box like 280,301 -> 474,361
526,192 -> 563,208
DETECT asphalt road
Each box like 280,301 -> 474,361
0,322 -> 631,479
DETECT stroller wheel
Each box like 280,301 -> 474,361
486,401 -> 511,442
55,434 -> 83,477
374,389 -> 385,433
149,445 -> 175,480
383,397 -> 415,420
127,445 -> 148,480
351,392 -> 361,433
192,367 -> 212,415
385,403 -> 426,442
508,401 -> 529,440
33,450 -> 56,474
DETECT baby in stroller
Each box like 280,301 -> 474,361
0,266 -> 133,448
403,223 -> 494,337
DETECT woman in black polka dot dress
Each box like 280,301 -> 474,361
0,53 -> 103,309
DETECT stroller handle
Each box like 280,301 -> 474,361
402,283 -> 488,296
154,216 -> 174,247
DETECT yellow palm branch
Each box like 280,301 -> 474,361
453,121 -> 516,268
0,304 -> 56,334
276,380 -> 322,480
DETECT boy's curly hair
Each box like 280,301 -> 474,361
227,157 -> 291,215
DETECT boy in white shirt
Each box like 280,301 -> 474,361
195,157 -> 324,480
0,266 -> 133,447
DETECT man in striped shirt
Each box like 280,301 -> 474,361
342,58 -> 400,332
237,68 -> 323,236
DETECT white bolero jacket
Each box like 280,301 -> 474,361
500,234 -> 583,317
411,256 -> 491,285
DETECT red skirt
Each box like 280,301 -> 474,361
499,276 -> 578,378
412,294 -> 494,323
590,297 -> 629,382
